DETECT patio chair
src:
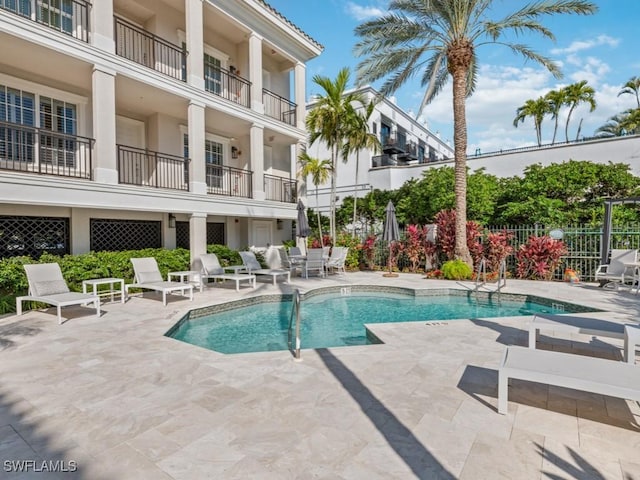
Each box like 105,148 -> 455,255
594,249 -> 638,288
239,251 -> 290,285
498,345 -> 640,415
16,263 -> 100,324
126,257 -> 194,305
277,248 -> 304,277
199,253 -> 255,292
326,247 -> 348,274
304,248 -> 325,278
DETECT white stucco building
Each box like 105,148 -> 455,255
0,0 -> 322,261
305,86 -> 454,214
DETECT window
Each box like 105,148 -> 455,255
205,138 -> 223,189
0,0 -> 32,18
37,0 -> 74,34
203,53 -> 222,95
380,123 -> 391,145
418,144 -> 425,163
39,96 -> 76,167
0,84 -> 35,162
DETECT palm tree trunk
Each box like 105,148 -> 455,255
552,115 -> 559,144
315,189 -> 323,247
565,105 -> 576,142
352,151 -> 360,236
535,120 -> 542,146
451,67 -> 472,267
329,145 -> 337,244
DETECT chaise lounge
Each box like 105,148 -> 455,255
199,253 -> 256,292
239,251 -> 290,285
126,257 -> 194,306
498,345 -> 640,414
16,263 -> 101,324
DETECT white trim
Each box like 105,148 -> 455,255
177,29 -> 229,66
0,72 -> 88,106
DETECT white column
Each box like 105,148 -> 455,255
249,33 -> 264,113
91,0 -> 114,53
189,212 -> 207,268
92,66 -> 118,184
294,62 -> 306,130
188,101 -> 207,194
70,208 -> 90,254
185,0 -> 204,89
250,124 -> 265,201
163,213 -> 176,250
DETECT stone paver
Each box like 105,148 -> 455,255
0,274 -> 638,479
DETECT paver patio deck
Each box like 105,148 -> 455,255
1,273 -> 639,479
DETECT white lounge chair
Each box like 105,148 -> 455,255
239,251 -> 290,285
498,345 -> 640,415
277,248 -> 304,277
199,254 -> 255,292
528,313 -> 637,362
594,248 -> 638,288
126,257 -> 193,305
16,263 -> 100,324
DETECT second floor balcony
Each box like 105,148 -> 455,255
117,145 -> 189,191
206,164 -> 252,198
0,120 -> 93,179
264,174 -> 296,203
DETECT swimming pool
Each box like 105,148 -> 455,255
167,287 -> 595,355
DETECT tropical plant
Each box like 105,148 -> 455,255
353,0 -> 597,267
298,150 -> 332,245
484,230 -> 514,274
513,96 -> 548,146
544,88 -> 565,144
442,259 -> 473,280
595,112 -> 630,138
562,80 -> 597,142
618,76 -> 640,108
516,235 -> 567,280
434,209 -> 483,265
306,67 -> 367,243
341,99 -> 381,235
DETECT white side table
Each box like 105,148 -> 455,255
168,270 -> 201,286
82,278 -> 125,304
624,324 -> 640,364
223,265 -> 247,274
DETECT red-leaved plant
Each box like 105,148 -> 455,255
516,235 -> 567,280
484,230 -> 514,274
404,224 -> 424,272
360,235 -> 377,270
434,210 -> 483,265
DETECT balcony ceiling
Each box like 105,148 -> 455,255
114,0 -> 184,24
116,76 -> 188,119
0,31 -> 92,93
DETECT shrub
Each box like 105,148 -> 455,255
207,244 -> 242,266
442,259 -> 473,280
516,236 -> 567,280
484,230 -> 514,273
434,210 -> 483,265
335,233 -> 361,270
360,235 -> 378,270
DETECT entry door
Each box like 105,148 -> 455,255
253,220 -> 272,248
116,116 -> 146,184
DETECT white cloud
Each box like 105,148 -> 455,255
344,2 -> 385,21
569,56 -> 610,87
550,34 -> 619,55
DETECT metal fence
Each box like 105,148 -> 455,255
362,224 -> 640,281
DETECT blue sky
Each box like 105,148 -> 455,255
267,0 -> 639,154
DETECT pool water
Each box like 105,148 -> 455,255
168,291 -> 587,354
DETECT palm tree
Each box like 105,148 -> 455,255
298,151 -> 333,245
306,68 -> 367,244
513,96 -> 548,146
341,99 -> 381,236
544,88 -> 565,144
562,80 -> 596,142
620,108 -> 640,134
354,0 -> 597,266
618,76 -> 640,108
595,113 -> 627,138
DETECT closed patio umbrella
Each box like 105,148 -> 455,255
296,199 -> 311,254
382,200 -> 400,277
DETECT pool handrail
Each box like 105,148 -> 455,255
288,289 -> 302,360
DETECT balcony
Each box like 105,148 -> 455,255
263,89 -> 296,127
397,141 -> 418,161
264,174 -> 296,203
371,154 -> 396,167
0,0 -> 90,42
117,145 -> 189,191
0,120 -> 93,179
204,61 -> 251,108
206,165 -> 252,198
114,17 -> 186,81
381,135 -> 406,155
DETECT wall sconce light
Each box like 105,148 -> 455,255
231,146 -> 240,159
168,213 -> 176,229
276,219 -> 283,230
